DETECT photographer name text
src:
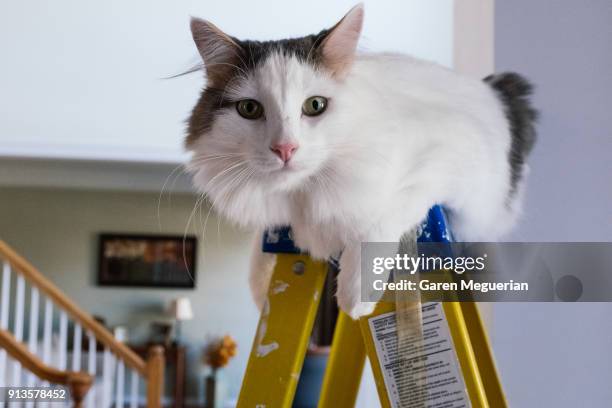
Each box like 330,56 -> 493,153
373,279 -> 529,293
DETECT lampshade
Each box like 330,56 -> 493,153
170,297 -> 194,321
113,326 -> 128,342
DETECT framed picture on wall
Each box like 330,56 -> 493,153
98,234 -> 197,288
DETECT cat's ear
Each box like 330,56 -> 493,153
190,17 -> 242,85
320,4 -> 364,78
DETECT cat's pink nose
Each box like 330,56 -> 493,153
270,142 -> 299,163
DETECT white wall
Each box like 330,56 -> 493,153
0,0 -> 453,163
0,187 -> 258,402
493,1 -> 612,407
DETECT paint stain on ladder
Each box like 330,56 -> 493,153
256,299 -> 279,357
271,280 -> 289,294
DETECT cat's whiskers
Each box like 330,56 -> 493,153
214,166 -> 249,240
201,160 -> 246,191
157,163 -> 188,231
198,159 -> 246,206
200,163 -> 250,245
181,192 -> 207,283
187,159 -> 245,244
190,153 -> 239,165
215,166 -> 254,241
184,175 -> 239,278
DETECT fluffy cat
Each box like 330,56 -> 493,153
185,5 -> 537,318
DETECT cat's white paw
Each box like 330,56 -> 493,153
249,235 -> 277,311
251,280 -> 268,311
337,291 -> 377,319
335,243 -> 377,319
249,256 -> 276,310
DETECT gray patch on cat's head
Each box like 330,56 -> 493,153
236,31 -> 331,69
185,30 -> 330,147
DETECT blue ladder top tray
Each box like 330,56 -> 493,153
262,205 -> 452,254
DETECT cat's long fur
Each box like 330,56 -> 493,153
185,5 -> 537,318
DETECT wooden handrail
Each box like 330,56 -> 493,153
0,240 -> 146,375
0,329 -> 93,408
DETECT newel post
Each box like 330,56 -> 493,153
146,345 -> 165,408
68,372 -> 93,408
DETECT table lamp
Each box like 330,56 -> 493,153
170,297 -> 193,345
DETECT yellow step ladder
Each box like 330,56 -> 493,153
237,208 -> 507,407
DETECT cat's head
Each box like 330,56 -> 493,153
185,5 -> 364,216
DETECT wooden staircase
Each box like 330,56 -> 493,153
0,240 -> 164,407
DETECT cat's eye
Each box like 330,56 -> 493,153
236,99 -> 264,120
302,96 -> 328,116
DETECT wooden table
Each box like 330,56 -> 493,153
130,343 -> 186,408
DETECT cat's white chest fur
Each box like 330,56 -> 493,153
287,167 -> 392,260
290,220 -> 344,259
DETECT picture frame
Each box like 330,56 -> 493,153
97,233 -> 197,288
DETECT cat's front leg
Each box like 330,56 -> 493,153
336,243 -> 375,319
336,238 -> 400,319
336,202 -> 430,318
248,231 -> 277,310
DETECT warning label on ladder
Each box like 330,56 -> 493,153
368,302 -> 470,408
